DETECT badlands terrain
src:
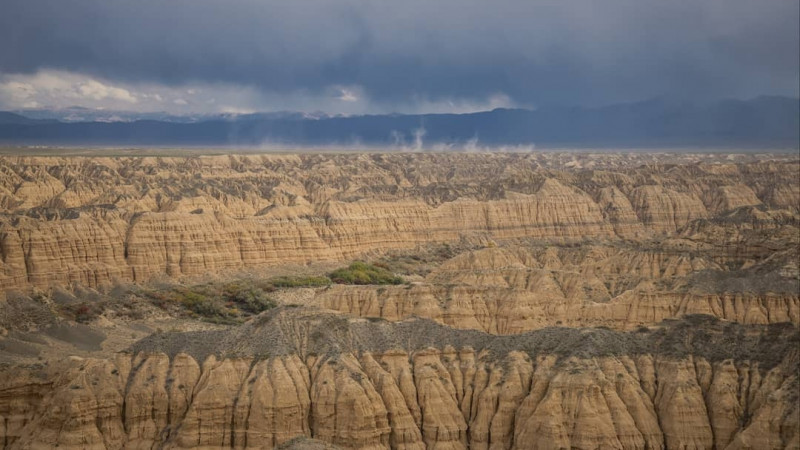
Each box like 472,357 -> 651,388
0,151 -> 797,449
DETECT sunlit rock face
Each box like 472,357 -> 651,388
0,154 -> 797,291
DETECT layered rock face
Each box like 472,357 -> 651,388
0,154 -> 797,290
319,245 -> 800,331
1,309 -> 798,450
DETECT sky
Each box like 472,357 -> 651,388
0,0 -> 798,116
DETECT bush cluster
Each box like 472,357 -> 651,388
328,261 -> 405,285
138,261 -> 402,322
62,301 -> 106,323
144,282 -> 277,323
179,291 -> 228,318
269,276 -> 331,288
221,283 -> 276,314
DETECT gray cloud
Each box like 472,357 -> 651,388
0,0 -> 797,113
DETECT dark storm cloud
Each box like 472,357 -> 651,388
1,0 -> 798,108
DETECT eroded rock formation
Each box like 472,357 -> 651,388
0,154 -> 796,291
1,309 -> 797,449
0,153 -> 798,450
319,245 -> 800,331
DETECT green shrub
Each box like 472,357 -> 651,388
140,279 -> 279,322
269,276 -> 331,288
179,292 -> 228,318
221,283 -> 276,314
329,261 -> 404,285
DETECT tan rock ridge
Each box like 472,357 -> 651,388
321,284 -> 799,333
318,245 -> 800,331
0,154 -> 797,291
1,308 -> 797,449
1,184 -> 617,289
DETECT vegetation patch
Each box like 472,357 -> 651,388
139,281 -> 277,324
269,276 -> 331,288
60,301 -> 106,324
374,242 -> 473,276
328,261 -> 405,285
51,262 -> 403,325
220,283 -> 276,314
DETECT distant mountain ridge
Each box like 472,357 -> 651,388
10,107 -> 329,124
1,96 -> 797,148
0,112 -> 59,126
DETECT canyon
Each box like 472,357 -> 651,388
0,152 -> 797,449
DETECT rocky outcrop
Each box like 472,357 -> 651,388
1,309 -> 797,449
707,185 -> 762,214
629,185 -> 708,233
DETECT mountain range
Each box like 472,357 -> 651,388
0,96 -> 797,148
